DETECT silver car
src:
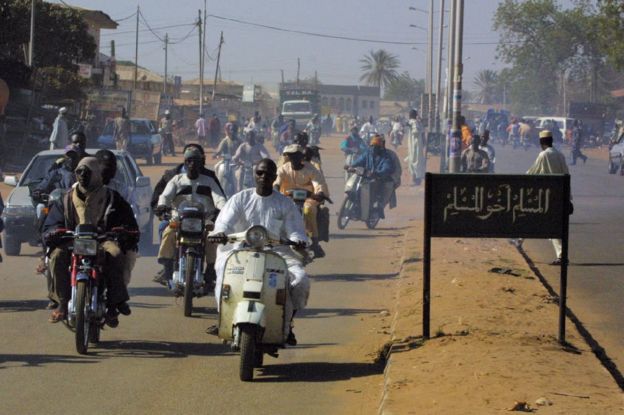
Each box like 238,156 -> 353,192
2,149 -> 153,256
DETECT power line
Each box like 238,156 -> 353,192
206,14 -> 520,46
207,14 -> 419,45
139,9 -> 165,42
169,25 -> 197,44
114,11 -> 137,22
101,23 -> 194,37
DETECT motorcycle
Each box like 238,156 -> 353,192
337,167 -> 382,230
165,201 -> 212,317
211,225 -> 304,381
52,225 -> 136,354
215,154 -> 238,197
237,160 -> 255,192
284,188 -> 332,248
390,129 -> 403,149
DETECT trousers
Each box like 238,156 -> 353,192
50,240 -> 129,307
158,225 -> 217,263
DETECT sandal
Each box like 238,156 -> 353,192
48,309 -> 66,323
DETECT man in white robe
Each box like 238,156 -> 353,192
526,130 -> 570,265
209,158 -> 310,345
407,109 -> 426,185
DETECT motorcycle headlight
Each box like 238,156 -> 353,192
245,226 -> 268,248
181,217 -> 203,233
73,238 -> 98,256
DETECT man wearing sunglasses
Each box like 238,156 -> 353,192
208,159 -> 310,345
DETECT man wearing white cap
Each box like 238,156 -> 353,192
526,129 -> 571,265
49,107 -> 69,150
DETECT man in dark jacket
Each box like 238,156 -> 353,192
150,143 -> 225,284
43,157 -> 139,325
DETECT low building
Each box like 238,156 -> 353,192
319,85 -> 380,119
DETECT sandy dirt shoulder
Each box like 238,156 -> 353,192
380,220 -> 624,414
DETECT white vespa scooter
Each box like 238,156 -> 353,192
213,225 -> 302,381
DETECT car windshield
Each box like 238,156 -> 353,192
101,120 -> 152,135
19,154 -> 132,189
283,102 -> 311,112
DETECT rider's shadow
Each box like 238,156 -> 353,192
91,340 -> 230,359
254,361 -> 383,382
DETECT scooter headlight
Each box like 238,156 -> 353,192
73,238 -> 98,256
181,217 -> 203,233
245,226 -> 268,248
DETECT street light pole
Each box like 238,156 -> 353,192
449,0 -> 464,173
435,0 -> 445,172
426,0 -> 434,132
29,0 -> 35,67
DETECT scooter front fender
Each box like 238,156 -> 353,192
233,300 -> 266,328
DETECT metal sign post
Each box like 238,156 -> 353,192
423,173 -> 571,344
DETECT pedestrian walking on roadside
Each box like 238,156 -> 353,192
526,130 -> 571,265
113,107 -> 130,151
160,110 -> 175,156
407,109 -> 426,185
479,130 -> 496,173
49,107 -> 69,150
460,135 -> 490,173
195,113 -> 207,146
570,120 -> 588,165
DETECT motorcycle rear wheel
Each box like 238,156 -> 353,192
239,325 -> 257,381
75,281 -> 90,355
183,253 -> 195,317
366,211 -> 381,229
337,198 -> 352,230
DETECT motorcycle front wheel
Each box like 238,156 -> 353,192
75,281 -> 90,355
183,253 -> 196,317
337,198 -> 352,230
239,325 -> 257,381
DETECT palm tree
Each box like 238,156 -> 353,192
473,69 -> 499,104
359,49 -> 400,91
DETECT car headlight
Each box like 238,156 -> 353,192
3,205 -> 35,218
73,238 -> 98,256
245,226 -> 268,248
181,217 -> 203,233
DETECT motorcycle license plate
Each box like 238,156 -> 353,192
292,190 -> 308,201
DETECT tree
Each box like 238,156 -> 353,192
493,0 -> 609,114
473,69 -> 499,104
359,49 -> 400,91
0,0 -> 96,97
596,1 -> 624,69
384,72 -> 425,102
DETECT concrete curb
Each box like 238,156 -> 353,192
377,227 -> 414,415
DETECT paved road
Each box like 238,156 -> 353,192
0,138 -> 417,415
494,143 -> 624,371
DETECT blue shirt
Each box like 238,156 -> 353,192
352,147 -> 395,178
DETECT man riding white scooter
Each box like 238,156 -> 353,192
207,159 -> 310,346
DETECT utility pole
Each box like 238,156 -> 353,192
111,40 -> 117,88
446,0 -> 456,122
296,58 -> 300,85
28,0 -> 35,66
281,69 -> 285,84
198,9 -> 203,114
133,5 -> 139,91
449,0 -> 464,173
435,0 -> 446,172
202,0 -> 207,104
426,0 -> 434,132
212,31 -> 224,101
163,33 -> 168,97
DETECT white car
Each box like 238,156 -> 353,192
2,149 -> 153,256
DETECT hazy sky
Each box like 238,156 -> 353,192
50,0 -> 507,91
